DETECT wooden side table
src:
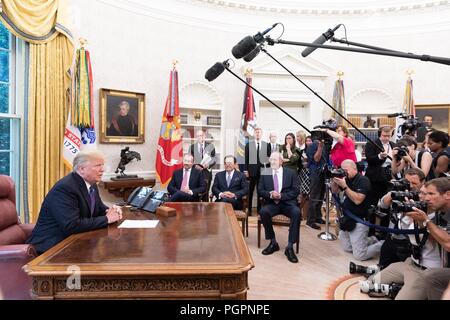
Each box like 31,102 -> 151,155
101,178 -> 156,201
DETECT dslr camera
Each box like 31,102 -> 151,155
391,200 -> 428,214
391,190 -> 420,201
394,145 -> 409,162
388,178 -> 410,191
349,262 -> 380,277
330,168 -> 346,179
359,280 -> 402,299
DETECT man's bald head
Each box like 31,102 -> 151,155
340,159 -> 358,178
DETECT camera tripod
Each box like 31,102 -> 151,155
318,177 -> 337,241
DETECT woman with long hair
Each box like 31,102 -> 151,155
280,132 -> 300,173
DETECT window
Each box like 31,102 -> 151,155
0,21 -> 25,214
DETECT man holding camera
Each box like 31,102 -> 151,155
365,177 -> 449,300
332,159 -> 383,261
406,177 -> 450,300
377,168 -> 426,269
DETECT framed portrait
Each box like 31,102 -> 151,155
100,88 -> 145,143
415,104 -> 450,133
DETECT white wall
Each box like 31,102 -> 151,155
69,0 -> 450,182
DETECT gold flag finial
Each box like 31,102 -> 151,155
337,71 -> 344,80
172,59 -> 179,69
244,68 -> 253,77
79,38 -> 87,49
406,69 -> 414,78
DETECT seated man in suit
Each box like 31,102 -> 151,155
168,154 -> 206,201
212,155 -> 249,210
27,150 -> 122,255
258,151 -> 301,263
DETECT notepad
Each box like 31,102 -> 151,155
118,220 -> 159,229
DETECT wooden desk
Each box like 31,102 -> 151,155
101,178 -> 155,201
24,203 -> 254,300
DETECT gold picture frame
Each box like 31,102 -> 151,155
415,104 -> 450,133
99,88 -> 145,144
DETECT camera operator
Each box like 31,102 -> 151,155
364,177 -> 449,300
377,168 -> 426,269
406,177 -> 450,300
331,159 -> 383,261
305,136 -> 327,229
391,136 -> 432,178
322,124 -> 357,168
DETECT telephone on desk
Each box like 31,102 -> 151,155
126,187 -> 169,213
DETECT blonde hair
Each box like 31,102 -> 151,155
73,150 -> 105,172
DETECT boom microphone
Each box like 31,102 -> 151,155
232,23 -> 279,59
243,44 -> 262,62
205,60 -> 231,82
301,24 -> 342,58
387,112 -> 406,118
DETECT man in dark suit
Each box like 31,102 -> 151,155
258,151 -> 301,263
244,127 -> 271,214
268,131 -> 281,154
27,151 -> 122,255
364,126 -> 395,207
189,130 -> 216,197
168,154 -> 206,201
212,155 -> 249,210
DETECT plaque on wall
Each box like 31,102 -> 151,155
180,114 -> 188,124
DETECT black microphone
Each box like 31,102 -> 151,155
243,44 -> 262,62
387,112 -> 406,118
313,125 -> 329,129
301,24 -> 342,58
232,23 -> 278,59
205,60 -> 230,82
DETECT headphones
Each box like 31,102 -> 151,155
378,125 -> 394,138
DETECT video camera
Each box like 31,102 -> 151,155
388,113 -> 424,136
311,118 -> 337,146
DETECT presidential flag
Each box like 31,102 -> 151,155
63,46 -> 96,169
155,67 -> 183,187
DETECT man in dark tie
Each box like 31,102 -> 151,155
189,130 -> 216,196
27,150 -> 122,255
269,131 -> 280,154
168,154 -> 206,202
212,155 -> 249,210
258,151 -> 301,263
244,127 -> 271,214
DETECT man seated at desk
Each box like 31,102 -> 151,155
211,155 -> 248,210
27,150 -> 122,255
168,154 -> 206,201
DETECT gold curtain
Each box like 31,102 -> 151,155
0,0 -> 74,222
27,34 -> 73,222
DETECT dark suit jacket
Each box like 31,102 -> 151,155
364,138 -> 395,182
212,170 -> 249,199
258,167 -> 300,206
26,172 -> 109,254
244,140 -> 271,177
189,142 -> 216,169
167,168 -> 206,197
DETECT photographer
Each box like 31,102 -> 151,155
331,159 -> 383,261
391,136 -> 432,178
365,177 -> 449,300
322,124 -> 357,168
377,168 -> 426,269
406,177 -> 450,300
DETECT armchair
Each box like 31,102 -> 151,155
0,175 -> 36,300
